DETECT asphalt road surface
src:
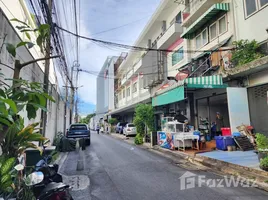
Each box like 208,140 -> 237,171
61,132 -> 268,200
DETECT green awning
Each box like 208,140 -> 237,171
186,75 -> 227,88
152,86 -> 184,107
181,3 -> 230,39
152,75 -> 227,107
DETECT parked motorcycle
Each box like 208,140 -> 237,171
35,145 -> 63,185
23,171 -> 74,200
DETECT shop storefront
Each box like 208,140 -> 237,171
152,75 -> 253,152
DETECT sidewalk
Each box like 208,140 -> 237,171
109,133 -> 268,191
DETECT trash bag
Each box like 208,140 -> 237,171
59,136 -> 76,152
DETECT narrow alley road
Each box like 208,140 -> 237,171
61,132 -> 268,200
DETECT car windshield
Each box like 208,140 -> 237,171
70,125 -> 87,130
128,124 -> 135,127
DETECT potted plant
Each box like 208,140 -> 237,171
260,157 -> 268,171
255,133 -> 268,161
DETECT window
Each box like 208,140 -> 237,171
127,87 -> 130,97
209,23 -> 217,40
244,0 -> 268,17
219,16 -> 227,34
132,82 -> 137,93
195,28 -> 207,49
172,47 -> 184,65
123,89 -> 125,98
176,12 -> 182,23
260,0 -> 268,7
244,0 -> 257,16
202,29 -> 208,45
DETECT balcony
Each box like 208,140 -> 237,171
181,3 -> 230,39
157,22 -> 183,49
182,0 -> 223,27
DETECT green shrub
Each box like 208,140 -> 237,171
133,104 -> 154,137
134,134 -> 144,145
255,133 -> 268,151
231,39 -> 264,66
108,118 -> 118,125
260,157 -> 268,168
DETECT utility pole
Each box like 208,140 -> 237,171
41,0 -> 53,137
64,76 -> 68,131
70,65 -> 74,125
75,69 -> 79,123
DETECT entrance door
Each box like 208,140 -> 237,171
248,84 -> 268,136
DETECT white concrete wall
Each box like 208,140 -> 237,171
233,0 -> 268,43
0,8 -> 69,144
0,0 -> 56,84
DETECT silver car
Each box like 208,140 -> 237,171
123,123 -> 137,136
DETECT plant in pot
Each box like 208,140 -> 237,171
260,157 -> 268,171
255,133 -> 268,161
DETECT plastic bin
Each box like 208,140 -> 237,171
221,128 -> 231,136
215,136 -> 235,150
232,132 -> 241,137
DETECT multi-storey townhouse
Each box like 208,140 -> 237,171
229,0 -> 268,135
96,56 -> 118,125
110,0 -> 185,123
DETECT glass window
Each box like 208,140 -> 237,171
128,124 -> 135,127
245,0 -> 257,16
209,23 -> 217,40
219,16 -> 227,34
176,12 -> 182,23
172,47 -> 184,65
260,0 -> 268,7
127,87 -> 130,96
195,34 -> 202,49
132,82 -> 137,93
202,29 -> 208,45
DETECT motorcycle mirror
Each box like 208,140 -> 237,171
14,164 -> 24,171
25,172 -> 44,186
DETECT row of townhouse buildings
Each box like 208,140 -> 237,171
96,0 -> 268,136
0,0 -> 72,142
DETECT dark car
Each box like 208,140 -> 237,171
115,122 -> 128,134
66,123 -> 91,146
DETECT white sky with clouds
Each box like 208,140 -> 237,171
57,0 -> 162,115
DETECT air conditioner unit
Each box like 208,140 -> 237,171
169,108 -> 175,113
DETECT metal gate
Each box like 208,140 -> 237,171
248,84 -> 268,136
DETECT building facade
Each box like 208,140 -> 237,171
108,0 -> 268,136
95,56 -> 118,124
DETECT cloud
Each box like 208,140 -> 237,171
57,0 -> 162,114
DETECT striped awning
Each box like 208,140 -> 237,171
186,75 -> 227,88
181,3 -> 230,39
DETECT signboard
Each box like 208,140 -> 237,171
157,131 -> 175,150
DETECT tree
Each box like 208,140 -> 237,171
4,19 -> 60,85
80,113 -> 96,124
133,104 -> 154,145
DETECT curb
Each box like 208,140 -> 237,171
109,133 -> 268,191
54,152 -> 69,173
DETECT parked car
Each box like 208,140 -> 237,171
116,122 -> 128,134
66,123 -> 91,146
123,123 -> 137,136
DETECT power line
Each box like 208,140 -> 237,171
55,24 -> 235,54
